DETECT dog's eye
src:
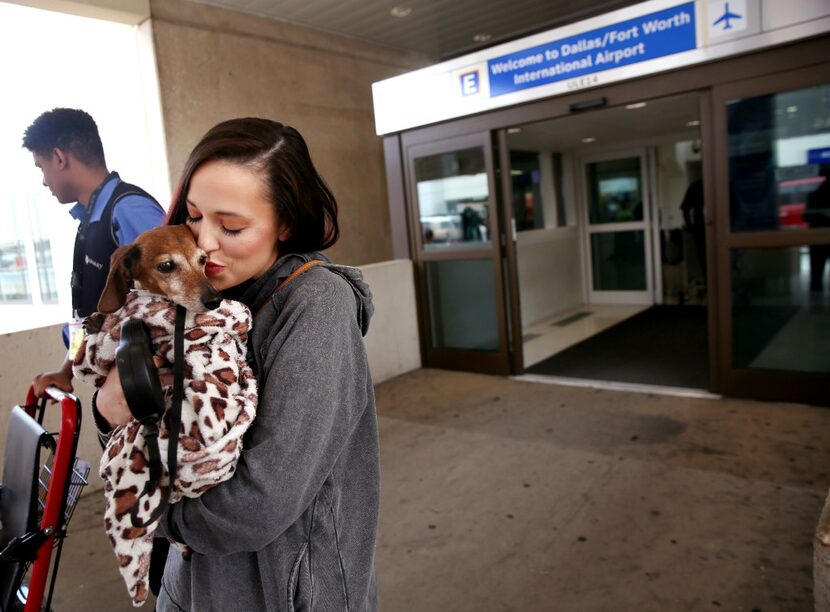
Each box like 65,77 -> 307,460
157,261 -> 176,273
199,255 -> 207,266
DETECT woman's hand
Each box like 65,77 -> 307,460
96,356 -> 170,428
96,363 -> 133,429
32,360 -> 74,398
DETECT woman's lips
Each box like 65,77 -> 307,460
205,262 -> 225,276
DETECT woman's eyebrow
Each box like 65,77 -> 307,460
185,199 -> 243,217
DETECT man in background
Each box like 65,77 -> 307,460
22,108 -> 165,396
681,178 -> 706,283
805,165 -> 830,292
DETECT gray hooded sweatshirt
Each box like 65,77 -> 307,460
156,253 -> 379,612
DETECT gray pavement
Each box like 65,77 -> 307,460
49,369 -> 830,611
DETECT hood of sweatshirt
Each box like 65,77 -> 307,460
233,252 -> 373,337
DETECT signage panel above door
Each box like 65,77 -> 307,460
372,0 -> 829,135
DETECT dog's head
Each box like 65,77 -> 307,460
97,225 -> 223,314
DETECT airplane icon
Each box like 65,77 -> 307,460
713,2 -> 742,30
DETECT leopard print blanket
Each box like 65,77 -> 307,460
73,290 -> 258,606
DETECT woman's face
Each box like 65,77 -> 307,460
185,159 -> 289,291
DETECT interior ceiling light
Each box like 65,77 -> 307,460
507,127 -> 521,134
473,33 -> 492,43
686,120 -> 700,127
582,137 -> 596,143
625,102 -> 647,109
390,6 -> 412,17
787,105 -> 798,113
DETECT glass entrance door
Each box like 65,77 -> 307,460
406,132 -> 512,374
712,65 -> 830,405
583,150 -> 654,304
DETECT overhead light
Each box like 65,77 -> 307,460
390,6 -> 412,17
626,102 -> 647,109
582,137 -> 596,143
787,105 -> 798,113
473,33 -> 492,43
507,127 -> 521,134
686,120 -> 700,127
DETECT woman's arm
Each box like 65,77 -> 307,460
162,275 -> 371,555
95,364 -> 134,428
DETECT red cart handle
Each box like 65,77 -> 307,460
21,384 -> 81,612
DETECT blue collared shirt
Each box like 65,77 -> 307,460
68,172 -> 165,246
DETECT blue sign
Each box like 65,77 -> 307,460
460,70 -> 480,96
808,147 -> 830,165
487,2 -> 696,97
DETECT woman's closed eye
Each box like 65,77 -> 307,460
186,213 -> 242,235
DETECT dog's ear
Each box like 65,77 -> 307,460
97,244 -> 141,313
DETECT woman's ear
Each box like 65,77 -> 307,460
97,244 -> 141,313
277,224 -> 292,243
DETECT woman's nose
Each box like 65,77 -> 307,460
195,226 -> 219,252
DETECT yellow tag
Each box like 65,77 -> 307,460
67,320 -> 85,361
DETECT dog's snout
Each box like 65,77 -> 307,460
202,295 -> 222,310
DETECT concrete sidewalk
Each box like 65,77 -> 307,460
51,369 -> 830,610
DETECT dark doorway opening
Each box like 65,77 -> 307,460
525,305 -> 709,389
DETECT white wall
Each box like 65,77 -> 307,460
516,227 -> 584,326
359,259 -> 422,383
512,146 -> 584,329
0,258 -> 422,493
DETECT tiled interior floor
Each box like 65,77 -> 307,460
522,303 -> 648,368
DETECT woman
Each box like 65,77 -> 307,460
95,118 -> 379,611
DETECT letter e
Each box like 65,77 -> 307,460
460,70 -> 480,96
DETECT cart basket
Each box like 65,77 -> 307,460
0,386 -> 89,612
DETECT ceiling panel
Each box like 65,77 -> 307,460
189,0 -> 645,60
506,93 -> 701,151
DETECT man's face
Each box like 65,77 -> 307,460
33,150 -> 75,203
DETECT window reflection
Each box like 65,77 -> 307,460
510,150 -> 544,231
415,148 -> 491,250
590,230 -> 647,291
0,196 -> 60,306
0,239 -> 29,303
425,259 -> 499,351
727,83 -> 830,232
587,157 -> 644,224
30,196 -> 58,303
732,246 -> 829,373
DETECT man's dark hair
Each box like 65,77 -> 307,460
22,108 -> 106,168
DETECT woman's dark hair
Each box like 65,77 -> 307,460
22,108 -> 106,168
167,118 -> 339,254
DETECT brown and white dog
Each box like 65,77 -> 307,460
73,225 -> 258,606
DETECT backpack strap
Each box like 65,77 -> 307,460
104,181 -> 163,245
277,259 -> 325,290
255,259 -> 325,317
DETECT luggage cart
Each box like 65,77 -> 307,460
0,386 -> 90,611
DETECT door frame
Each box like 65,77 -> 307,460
384,38 -> 830,395
579,147 -> 655,305
403,131 -> 513,375
710,62 -> 830,405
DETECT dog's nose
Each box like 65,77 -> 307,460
201,293 -> 222,310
